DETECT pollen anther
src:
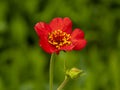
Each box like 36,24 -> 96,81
48,30 -> 71,49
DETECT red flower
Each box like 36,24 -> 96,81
34,17 -> 87,54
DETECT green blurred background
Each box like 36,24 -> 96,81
0,0 -> 120,90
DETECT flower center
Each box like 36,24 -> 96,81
48,30 -> 71,49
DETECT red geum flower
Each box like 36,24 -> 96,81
34,17 -> 87,54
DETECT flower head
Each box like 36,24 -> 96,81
34,17 -> 87,54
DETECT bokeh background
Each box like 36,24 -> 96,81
0,0 -> 120,90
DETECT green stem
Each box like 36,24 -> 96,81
49,53 -> 55,90
57,76 -> 70,90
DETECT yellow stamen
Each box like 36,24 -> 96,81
48,30 -> 71,49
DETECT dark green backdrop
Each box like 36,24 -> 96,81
0,0 -> 120,90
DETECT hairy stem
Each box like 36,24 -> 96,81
57,76 -> 69,90
49,53 -> 55,90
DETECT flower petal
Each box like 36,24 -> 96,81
34,22 -> 52,38
62,17 -> 72,33
49,17 -> 63,30
73,39 -> 87,50
71,28 -> 86,50
60,44 -> 74,51
49,17 -> 72,33
39,38 -> 57,54
71,28 -> 85,40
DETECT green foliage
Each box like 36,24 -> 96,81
0,0 -> 120,90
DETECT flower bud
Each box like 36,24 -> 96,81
66,67 -> 83,79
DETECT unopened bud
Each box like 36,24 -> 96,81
66,67 -> 83,79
